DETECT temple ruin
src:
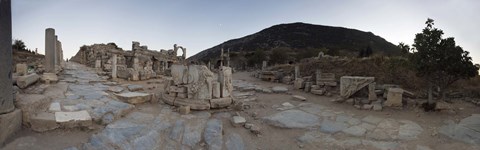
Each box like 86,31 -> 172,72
70,41 -> 185,81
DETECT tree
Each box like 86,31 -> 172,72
397,42 -> 411,55
12,39 -> 27,51
247,49 -> 266,67
412,18 -> 479,110
358,45 -> 373,58
270,47 -> 289,65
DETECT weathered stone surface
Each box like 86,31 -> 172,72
272,86 -> 288,93
439,114 -> 480,144
16,63 -> 28,76
320,119 -> 348,133
304,82 -> 312,92
362,115 -> 384,125
0,0 -> 15,114
108,86 -> 124,93
41,73 -> 58,83
204,119 -> 223,150
212,81 -> 220,98
366,119 -> 400,140
263,110 -> 320,129
49,102 -> 61,112
15,94 -> 51,126
384,88 -> 404,107
30,112 -> 59,132
311,89 -> 325,95
182,119 -> 207,148
210,97 -> 232,108
368,83 -> 377,101
225,133 -> 244,150
294,78 -> 305,89
115,92 -> 151,104
292,95 -> 307,101
16,73 -> 39,88
179,106 -> 190,115
398,120 -> 423,140
0,109 -> 22,145
55,110 -> 92,127
232,116 -> 246,126
127,84 -> 143,91
342,125 -> 367,136
340,76 -> 374,98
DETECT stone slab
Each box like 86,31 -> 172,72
15,94 -> 51,126
115,92 -> 151,104
340,76 -> 374,98
0,109 -> 22,145
55,110 -> 92,128
384,88 -> 404,107
30,112 -> 59,132
263,110 -> 320,129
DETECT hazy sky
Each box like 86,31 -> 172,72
12,0 -> 480,64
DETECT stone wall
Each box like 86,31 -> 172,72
71,41 -> 183,81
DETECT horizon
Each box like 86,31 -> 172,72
12,0 -> 480,64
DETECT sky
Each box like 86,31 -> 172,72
11,0 -> 480,64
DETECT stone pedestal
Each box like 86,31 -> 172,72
315,69 -> 321,85
112,54 -> 117,79
45,28 -> 56,73
368,83 -> 377,101
41,73 -> 58,84
0,109 -> 22,145
384,88 -> 404,107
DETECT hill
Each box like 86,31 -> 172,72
188,22 -> 401,68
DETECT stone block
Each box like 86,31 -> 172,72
292,95 -> 307,101
41,73 -> 58,84
127,84 -> 144,91
169,92 -> 177,97
311,89 -> 325,95
212,81 -> 220,98
340,76 -> 374,98
17,73 -> 40,89
178,93 -> 188,99
220,66 -> 232,98
231,116 -> 246,127
304,82 -> 312,92
294,78 -> 305,89
384,88 -> 404,107
179,106 -> 190,115
16,63 -> 28,76
368,83 -> 378,101
30,112 -> 58,132
15,94 -> 51,126
115,92 -> 152,104
0,109 -> 22,145
171,64 -> 187,85
170,86 -> 187,93
49,102 -> 61,112
55,110 -> 92,128
174,99 -> 210,110
210,97 -> 232,108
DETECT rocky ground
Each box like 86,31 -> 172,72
2,62 -> 480,150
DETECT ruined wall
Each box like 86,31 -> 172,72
71,42 -> 183,80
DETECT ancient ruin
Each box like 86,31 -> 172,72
71,42 -> 184,81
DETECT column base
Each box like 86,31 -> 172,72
0,109 -> 22,145
41,73 -> 58,84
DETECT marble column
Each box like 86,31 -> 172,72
0,0 -> 22,145
315,69 -> 321,85
54,35 -> 59,67
112,54 -> 117,79
45,28 -> 56,73
295,65 -> 300,79
0,0 -> 14,114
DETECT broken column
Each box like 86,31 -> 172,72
315,69 -> 321,85
42,28 -> 58,83
262,61 -> 267,71
0,0 -> 22,145
112,54 -> 117,79
295,65 -> 300,79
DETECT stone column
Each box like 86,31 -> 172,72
0,0 -> 22,145
0,0 -> 14,114
315,69 -> 321,85
295,65 -> 300,79
112,54 -> 117,79
55,35 -> 60,67
45,28 -> 56,73
262,61 -> 267,71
